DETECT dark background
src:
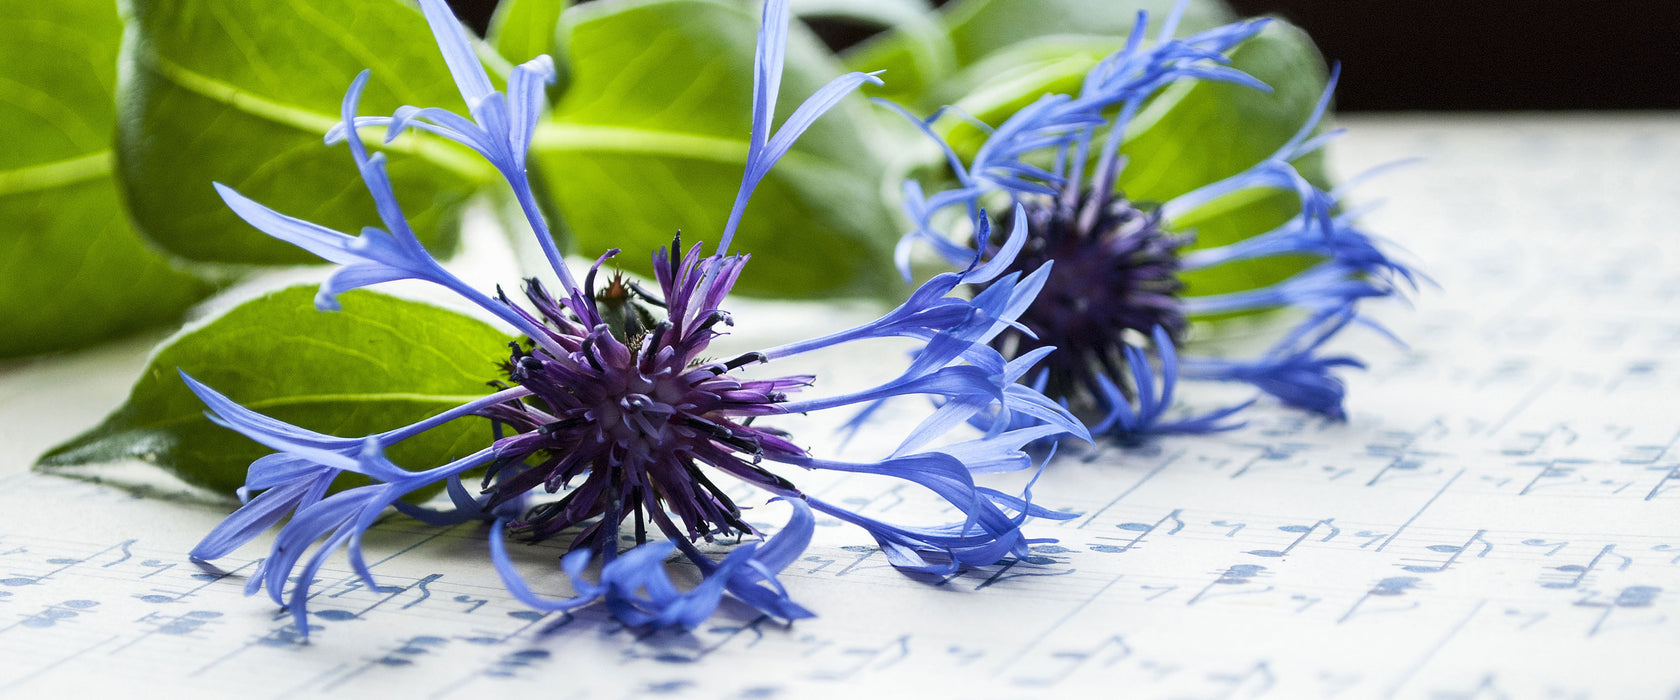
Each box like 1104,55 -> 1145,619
1224,1 -> 1680,111
447,0 -> 1680,111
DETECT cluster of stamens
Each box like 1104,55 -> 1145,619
474,237 -> 811,554
984,188 -> 1190,412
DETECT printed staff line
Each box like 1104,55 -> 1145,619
296,525 -> 468,611
1634,427 -> 1680,465
0,539 -> 135,590
165,559 -> 262,603
0,634 -> 121,694
271,662 -> 351,700
994,571 -> 1126,678
1382,599 -> 1487,699
1376,469 -> 1464,553
1483,372 -> 1561,436
190,526 -> 473,677
1076,450 -> 1183,530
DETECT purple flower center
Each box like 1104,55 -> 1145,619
478,238 -> 812,553
984,188 -> 1189,410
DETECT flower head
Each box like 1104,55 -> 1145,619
891,1 -> 1415,441
189,0 -> 1083,637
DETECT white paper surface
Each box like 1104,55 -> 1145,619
0,113 -> 1677,699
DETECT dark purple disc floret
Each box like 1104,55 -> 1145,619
895,5 -> 1416,440
479,236 -> 812,553
985,188 -> 1189,412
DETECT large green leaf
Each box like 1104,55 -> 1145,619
0,0 -> 211,358
1115,19 -> 1330,301
844,0 -> 1234,107
39,286 -> 513,496
490,0 -> 569,68
917,20 -> 1330,306
115,0 -> 495,267
530,0 -> 901,299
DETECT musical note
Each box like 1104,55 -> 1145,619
1246,519 -> 1340,558
1210,520 -> 1246,538
810,635 -> 911,682
1011,636 -> 1134,688
1400,530 -> 1492,573
1091,509 -> 1184,554
1187,565 -> 1272,606
1541,545 -> 1632,590
1340,577 -> 1423,623
1581,586 -> 1663,637
1,600 -> 99,634
1517,458 -> 1591,495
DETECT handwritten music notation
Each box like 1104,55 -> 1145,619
1,115 -> 1678,699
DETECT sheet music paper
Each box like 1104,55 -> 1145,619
0,113 -> 1677,698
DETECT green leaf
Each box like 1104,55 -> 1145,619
0,0 -> 212,358
39,286 -> 513,496
490,0 -> 570,67
1114,19 -> 1330,301
530,0 -> 901,299
844,0 -> 1234,107
794,0 -> 951,104
115,0 -> 496,267
922,19 -> 1331,306
943,0 -> 1233,67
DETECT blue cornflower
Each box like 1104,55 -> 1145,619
187,0 -> 1085,637
890,2 -> 1415,442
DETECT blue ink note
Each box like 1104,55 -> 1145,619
1522,538 -> 1569,557
1011,635 -> 1133,688
1189,565 -> 1272,605
973,556 -> 1075,591
399,573 -> 444,609
1217,565 -> 1266,585
1093,509 -> 1184,554
452,594 -> 489,613
1615,586 -> 1660,607
147,610 -> 222,636
1540,544 -> 1630,590
1373,577 -> 1423,596
1139,584 -> 1178,602
97,540 -> 137,568
1247,519 -> 1339,558
1340,577 -> 1423,623
645,680 -> 694,694
257,624 -> 319,647
1400,530 -> 1491,573
10,599 -> 99,631
1583,586 -> 1665,636
376,635 -> 449,667
137,560 -> 175,579
801,554 -> 837,574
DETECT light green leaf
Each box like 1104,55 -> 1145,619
115,0 -> 495,267
530,0 -> 901,299
490,0 -> 570,69
844,0 -> 1233,107
38,286 -> 513,496
0,0 -> 211,358
793,0 -> 951,97
1115,19 -> 1330,301
943,0 -> 1233,66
